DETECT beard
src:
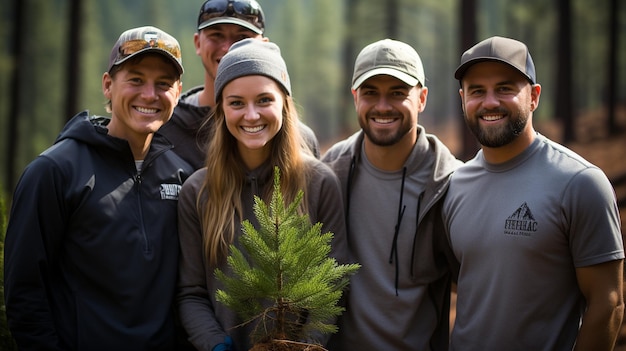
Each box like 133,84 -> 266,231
465,107 -> 529,148
359,112 -> 413,147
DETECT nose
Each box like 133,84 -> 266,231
243,104 -> 260,121
221,37 -> 238,53
374,96 -> 393,113
140,84 -> 158,101
482,90 -> 500,109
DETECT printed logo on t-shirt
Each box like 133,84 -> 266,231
160,184 -> 181,200
504,202 -> 538,236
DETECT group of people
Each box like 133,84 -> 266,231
3,0 -> 623,350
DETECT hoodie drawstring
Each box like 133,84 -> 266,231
389,167 -> 407,296
410,192 -> 424,277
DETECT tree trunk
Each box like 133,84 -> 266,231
458,0 -> 480,161
65,0 -> 83,121
5,0 -> 25,194
556,0 -> 574,142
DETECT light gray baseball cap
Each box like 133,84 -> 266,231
351,39 -> 425,90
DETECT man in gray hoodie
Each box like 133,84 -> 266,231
323,39 -> 462,351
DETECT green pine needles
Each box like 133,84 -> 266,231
215,167 -> 359,345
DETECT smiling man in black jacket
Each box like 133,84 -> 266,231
3,26 -> 194,350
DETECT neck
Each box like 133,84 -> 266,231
363,131 -> 417,171
128,135 -> 152,161
198,74 -> 215,108
481,128 -> 536,164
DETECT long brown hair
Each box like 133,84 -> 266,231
197,91 -> 311,267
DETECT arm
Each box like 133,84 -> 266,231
176,174 -> 229,351
4,158 -> 66,350
574,259 -> 624,351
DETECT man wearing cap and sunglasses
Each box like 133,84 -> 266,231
159,0 -> 320,170
323,39 -> 463,350
442,36 -> 624,350
4,26 -> 194,350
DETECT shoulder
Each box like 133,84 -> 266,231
322,131 -> 362,163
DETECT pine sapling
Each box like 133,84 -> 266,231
215,167 -> 359,348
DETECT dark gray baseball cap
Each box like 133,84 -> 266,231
455,36 -> 536,84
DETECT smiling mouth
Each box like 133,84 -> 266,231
242,125 -> 265,133
481,114 -> 505,122
372,117 -> 396,124
135,106 -> 159,114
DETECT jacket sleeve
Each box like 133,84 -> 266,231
311,163 -> 350,266
176,175 -> 228,351
4,157 -> 67,351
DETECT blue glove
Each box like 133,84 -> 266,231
212,336 -> 233,351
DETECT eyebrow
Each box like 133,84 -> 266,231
359,83 -> 411,91
466,80 -> 517,90
125,68 -> 178,81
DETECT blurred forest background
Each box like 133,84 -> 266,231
1,0 -> 626,349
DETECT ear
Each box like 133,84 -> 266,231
530,84 -> 541,112
102,72 -> 113,99
351,89 -> 358,107
458,88 -> 466,114
417,86 -> 428,113
194,32 -> 201,55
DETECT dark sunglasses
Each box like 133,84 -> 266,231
197,0 -> 265,33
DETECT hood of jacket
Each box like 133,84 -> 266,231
322,125 -> 463,209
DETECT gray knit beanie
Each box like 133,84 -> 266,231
214,38 -> 291,100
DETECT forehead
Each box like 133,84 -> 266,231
360,74 -> 410,89
202,23 -> 259,36
117,54 -> 180,78
223,75 -> 282,94
462,61 -> 527,85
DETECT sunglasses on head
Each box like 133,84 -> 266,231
198,0 -> 264,32
117,37 -> 182,62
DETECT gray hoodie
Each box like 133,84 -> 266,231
322,126 -> 462,351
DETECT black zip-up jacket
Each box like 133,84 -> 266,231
4,111 -> 194,350
160,86 -> 321,170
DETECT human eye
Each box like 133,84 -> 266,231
207,31 -> 225,42
127,76 -> 143,85
258,95 -> 274,105
157,80 -> 175,90
391,89 -> 408,98
496,85 -> 514,94
227,99 -> 244,108
467,87 -> 484,96
360,88 -> 376,97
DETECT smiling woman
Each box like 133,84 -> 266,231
176,38 -> 351,351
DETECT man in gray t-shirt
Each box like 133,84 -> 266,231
443,36 -> 624,351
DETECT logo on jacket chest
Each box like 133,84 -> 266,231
160,184 -> 181,200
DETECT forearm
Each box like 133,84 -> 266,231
574,299 -> 624,351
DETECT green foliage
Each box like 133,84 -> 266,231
215,167 -> 359,344
0,188 -> 17,350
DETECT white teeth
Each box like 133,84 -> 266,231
482,114 -> 503,121
373,118 -> 395,124
136,107 -> 158,114
242,125 -> 265,133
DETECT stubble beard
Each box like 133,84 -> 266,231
360,112 -> 412,147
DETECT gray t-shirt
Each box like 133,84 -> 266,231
333,136 -> 438,350
443,134 -> 623,351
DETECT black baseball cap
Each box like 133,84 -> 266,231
197,0 -> 265,35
